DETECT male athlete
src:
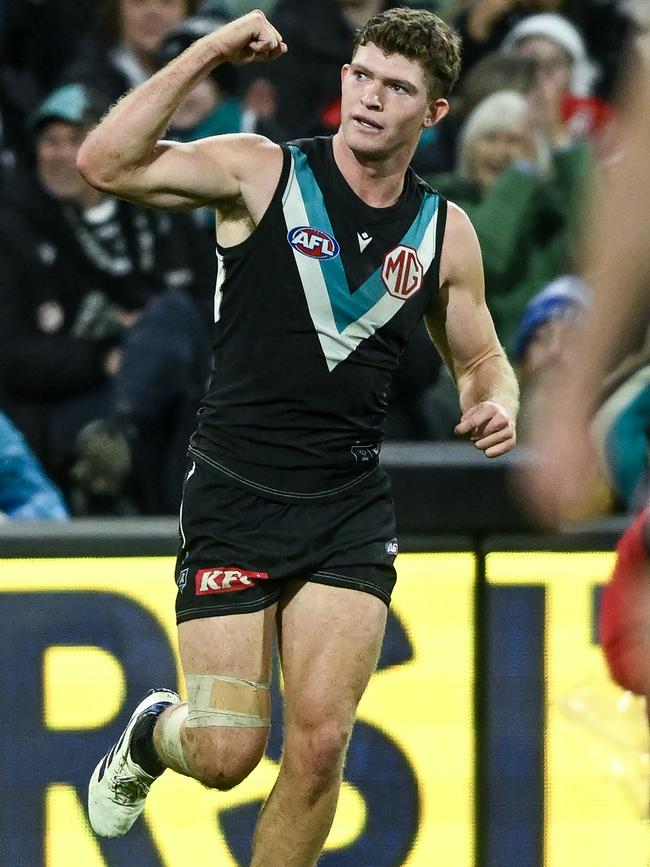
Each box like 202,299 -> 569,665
80,8 -> 518,863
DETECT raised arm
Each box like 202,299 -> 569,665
76,11 -> 287,211
425,202 -> 519,457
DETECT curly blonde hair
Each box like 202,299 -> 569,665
353,8 -> 462,100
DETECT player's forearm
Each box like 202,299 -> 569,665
77,36 -> 224,193
457,350 -> 520,421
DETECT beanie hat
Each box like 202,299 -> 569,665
29,84 -> 106,133
502,13 -> 598,96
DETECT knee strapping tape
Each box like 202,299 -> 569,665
185,673 -> 271,728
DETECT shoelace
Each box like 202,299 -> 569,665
110,775 -> 151,806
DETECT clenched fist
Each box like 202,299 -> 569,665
210,10 -> 287,65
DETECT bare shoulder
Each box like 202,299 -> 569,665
439,200 -> 483,287
200,134 -> 284,217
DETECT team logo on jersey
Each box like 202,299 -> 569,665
288,226 -> 340,260
381,245 -> 424,298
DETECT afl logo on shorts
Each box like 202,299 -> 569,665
288,226 -> 340,260
382,244 -> 423,298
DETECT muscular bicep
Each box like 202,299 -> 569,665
95,134 -> 282,211
424,202 -> 502,382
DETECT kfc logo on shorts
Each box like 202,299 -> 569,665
195,568 -> 269,595
382,245 -> 423,298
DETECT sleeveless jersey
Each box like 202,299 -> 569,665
191,136 -> 448,497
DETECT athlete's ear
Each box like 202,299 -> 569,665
423,98 -> 449,129
341,64 -> 351,86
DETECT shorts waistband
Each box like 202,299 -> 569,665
188,446 -> 380,502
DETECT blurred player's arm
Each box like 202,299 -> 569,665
425,202 -> 519,457
522,47 -> 650,525
77,11 -> 286,210
569,69 -> 650,401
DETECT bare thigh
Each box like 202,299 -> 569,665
176,605 -> 278,778
178,604 -> 277,679
278,581 -> 388,741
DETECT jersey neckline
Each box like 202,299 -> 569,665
324,136 -> 417,226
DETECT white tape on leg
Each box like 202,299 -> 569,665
185,673 -> 271,728
157,703 -> 192,775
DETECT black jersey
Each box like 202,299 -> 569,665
191,136 -> 448,497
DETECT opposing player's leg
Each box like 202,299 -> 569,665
88,603 -> 276,837
251,580 -> 388,866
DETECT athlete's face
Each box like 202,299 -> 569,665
340,44 -> 448,161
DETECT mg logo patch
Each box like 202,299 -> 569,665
288,226 -> 340,260
195,568 -> 269,595
382,245 -> 423,298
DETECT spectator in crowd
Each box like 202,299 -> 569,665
0,83 -> 214,514
0,408 -> 69,521
69,282 -> 212,515
416,49 -> 539,173
62,0 -> 198,107
501,13 -> 612,147
452,0 -> 630,100
426,88 -> 592,353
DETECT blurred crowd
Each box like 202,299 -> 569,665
0,0 -> 647,519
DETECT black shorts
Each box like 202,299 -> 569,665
174,451 -> 398,623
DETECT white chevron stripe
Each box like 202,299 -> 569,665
325,210 -> 439,367
214,248 -> 225,323
282,154 -> 439,371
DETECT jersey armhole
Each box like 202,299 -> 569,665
215,145 -> 292,257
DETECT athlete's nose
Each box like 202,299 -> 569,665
361,84 -> 383,111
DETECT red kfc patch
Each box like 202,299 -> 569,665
195,568 -> 269,595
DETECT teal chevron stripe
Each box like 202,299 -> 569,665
289,145 -> 439,333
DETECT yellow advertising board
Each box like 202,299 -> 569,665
0,552 -> 475,867
486,552 -> 649,867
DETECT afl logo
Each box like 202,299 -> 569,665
382,245 -> 423,298
288,226 -> 340,260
